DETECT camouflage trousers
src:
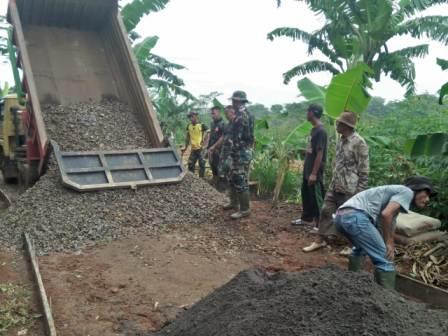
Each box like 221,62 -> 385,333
188,149 -> 205,178
230,148 -> 252,193
318,191 -> 352,238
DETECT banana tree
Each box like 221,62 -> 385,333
438,58 -> 448,105
120,0 -> 194,100
269,0 -> 448,96
271,63 -> 373,204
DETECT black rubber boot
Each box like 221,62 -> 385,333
223,190 -> 239,210
374,269 -> 396,289
348,255 -> 364,272
230,191 -> 251,219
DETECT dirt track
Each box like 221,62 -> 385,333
35,201 -> 345,335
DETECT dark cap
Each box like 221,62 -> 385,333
229,90 -> 249,103
307,103 -> 323,118
187,111 -> 198,117
404,176 -> 437,196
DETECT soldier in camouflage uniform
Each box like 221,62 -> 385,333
222,91 -> 254,219
213,105 -> 236,191
303,111 -> 369,252
207,106 -> 226,187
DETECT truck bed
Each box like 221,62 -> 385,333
9,0 -> 164,148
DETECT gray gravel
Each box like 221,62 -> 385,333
0,99 -> 225,254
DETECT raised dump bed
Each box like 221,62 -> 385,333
7,0 -> 184,188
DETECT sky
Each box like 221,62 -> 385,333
1,0 -> 448,106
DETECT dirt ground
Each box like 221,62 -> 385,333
32,201 -> 346,336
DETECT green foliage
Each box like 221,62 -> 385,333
120,0 -> 194,100
152,87 -> 194,143
283,61 -> 340,84
0,82 -> 9,98
0,15 -> 7,57
405,133 -> 448,157
0,283 -> 40,333
297,78 -> 326,106
250,147 -> 301,202
121,0 -> 170,32
269,0 -> 448,96
270,104 -> 283,114
249,103 -> 270,119
437,58 -> 448,104
325,63 -> 373,117
362,94 -> 448,226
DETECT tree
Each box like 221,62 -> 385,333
270,104 -> 283,114
268,0 -> 448,96
249,103 -> 270,118
0,15 -> 8,58
120,0 -> 194,100
438,58 -> 448,104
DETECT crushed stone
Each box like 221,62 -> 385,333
0,99 -> 225,254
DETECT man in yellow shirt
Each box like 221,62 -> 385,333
182,111 -> 208,177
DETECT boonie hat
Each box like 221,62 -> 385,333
337,111 -> 357,129
229,90 -> 249,103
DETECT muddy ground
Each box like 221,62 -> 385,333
25,201 -> 345,336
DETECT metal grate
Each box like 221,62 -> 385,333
52,141 -> 185,191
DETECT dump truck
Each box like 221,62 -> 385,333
4,0 -> 185,191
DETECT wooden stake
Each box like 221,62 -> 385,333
24,233 -> 57,336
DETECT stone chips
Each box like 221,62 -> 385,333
0,99 -> 224,254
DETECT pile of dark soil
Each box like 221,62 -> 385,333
152,266 -> 448,336
0,99 -> 225,254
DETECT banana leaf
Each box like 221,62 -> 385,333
325,63 -> 373,118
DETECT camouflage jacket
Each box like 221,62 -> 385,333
231,109 -> 252,153
208,117 -> 225,148
329,132 -> 369,195
220,122 -> 233,159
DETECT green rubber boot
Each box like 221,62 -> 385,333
374,269 -> 396,289
223,190 -> 239,210
348,255 -> 364,272
230,191 -> 251,219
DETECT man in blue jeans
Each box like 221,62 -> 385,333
334,176 -> 436,289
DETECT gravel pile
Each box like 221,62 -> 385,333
151,266 -> 448,336
0,99 -> 225,254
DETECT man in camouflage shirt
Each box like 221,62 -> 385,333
303,111 -> 369,252
207,106 -> 226,187
209,105 -> 236,192
222,91 -> 254,219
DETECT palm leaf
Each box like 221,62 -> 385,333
297,77 -> 326,106
141,62 -> 185,86
437,58 -> 448,71
150,79 -> 196,100
307,27 -> 344,68
397,16 -> 448,45
149,54 -> 186,71
283,60 -> 340,84
398,0 -> 448,17
325,63 -> 373,118
388,44 -> 429,59
134,36 -> 159,61
267,27 -> 311,42
373,53 -> 417,96
121,0 -> 170,32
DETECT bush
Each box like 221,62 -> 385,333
250,151 -> 301,202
